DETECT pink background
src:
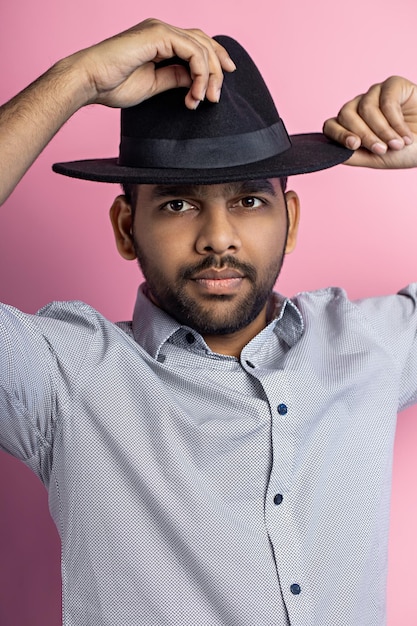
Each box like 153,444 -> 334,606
1,1 -> 417,623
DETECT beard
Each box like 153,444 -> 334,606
134,241 -> 287,337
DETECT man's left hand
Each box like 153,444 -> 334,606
323,76 -> 417,168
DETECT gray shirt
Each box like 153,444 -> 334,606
1,283 -> 417,625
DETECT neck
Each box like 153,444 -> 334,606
202,306 -> 268,357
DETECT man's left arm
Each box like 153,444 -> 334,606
323,76 -> 417,169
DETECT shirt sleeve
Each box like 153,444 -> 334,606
0,301 -> 97,482
354,282 -> 417,412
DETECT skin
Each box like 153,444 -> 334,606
0,22 -> 416,355
110,179 -> 300,357
0,18 -> 416,207
0,19 -> 236,205
323,76 -> 417,168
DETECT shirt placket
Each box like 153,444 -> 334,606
241,351 -> 313,626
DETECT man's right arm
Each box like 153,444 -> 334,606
0,18 -> 236,205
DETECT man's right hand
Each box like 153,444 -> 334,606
0,18 -> 236,204
74,18 -> 236,110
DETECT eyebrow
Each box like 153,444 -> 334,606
150,179 -> 278,200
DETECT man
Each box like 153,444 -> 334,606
1,17 -> 416,626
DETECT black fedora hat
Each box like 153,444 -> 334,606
52,35 -> 352,185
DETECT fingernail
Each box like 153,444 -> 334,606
371,142 -> 387,155
215,88 -> 221,102
403,135 -> 413,145
193,99 -> 201,110
346,136 -> 360,149
388,138 -> 404,150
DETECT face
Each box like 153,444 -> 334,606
111,179 -> 299,346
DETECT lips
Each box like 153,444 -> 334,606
191,269 -> 244,280
189,268 -> 245,295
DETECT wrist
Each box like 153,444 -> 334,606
51,51 -> 98,112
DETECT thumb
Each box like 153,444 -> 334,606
343,148 -> 386,168
96,63 -> 194,109
152,65 -> 193,96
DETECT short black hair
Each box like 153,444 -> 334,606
121,177 -> 288,215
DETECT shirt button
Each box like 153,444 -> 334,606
290,583 -> 301,595
185,332 -> 195,344
277,403 -> 288,415
273,494 -> 283,505
246,360 -> 255,368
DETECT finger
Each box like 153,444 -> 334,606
153,64 -> 193,95
187,29 -> 236,73
333,95 -> 396,155
186,30 -> 236,103
162,38 -> 218,108
205,39 -> 236,103
343,147 -> 387,168
150,25 -> 235,107
377,76 -> 415,144
118,23 -> 213,108
184,42 -> 212,107
95,63 -> 192,109
332,80 -> 416,155
178,36 -> 225,107
355,83 -> 409,150
323,110 -> 387,154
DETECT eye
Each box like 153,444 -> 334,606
161,199 -> 197,213
235,196 -> 265,209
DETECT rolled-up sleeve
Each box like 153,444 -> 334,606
0,301 -> 96,482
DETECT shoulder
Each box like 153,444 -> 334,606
0,299 -> 132,368
294,284 -> 417,318
292,287 -> 353,318
292,284 -> 417,349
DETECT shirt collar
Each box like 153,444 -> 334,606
132,283 -> 304,360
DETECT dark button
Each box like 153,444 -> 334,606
186,332 -> 195,344
277,403 -> 288,415
290,583 -> 301,595
246,360 -> 255,368
273,493 -> 283,505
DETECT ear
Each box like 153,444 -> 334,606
284,190 -> 300,254
109,195 -> 137,260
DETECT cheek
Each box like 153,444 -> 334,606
245,221 -> 287,262
133,225 -> 194,278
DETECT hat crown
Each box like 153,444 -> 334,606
118,36 -> 292,171
121,35 -> 280,142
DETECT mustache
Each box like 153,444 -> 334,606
180,255 -> 257,282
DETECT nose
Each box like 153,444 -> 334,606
195,205 -> 242,256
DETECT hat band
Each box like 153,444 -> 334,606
118,120 -> 291,169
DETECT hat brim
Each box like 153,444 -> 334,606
52,133 -> 352,185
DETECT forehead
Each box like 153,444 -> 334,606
137,179 -> 282,201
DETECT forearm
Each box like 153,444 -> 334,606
0,19 -> 234,205
0,54 -> 93,205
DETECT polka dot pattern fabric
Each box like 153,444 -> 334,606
2,283 -> 417,625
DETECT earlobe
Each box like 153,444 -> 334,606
284,190 -> 300,254
109,195 -> 137,260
